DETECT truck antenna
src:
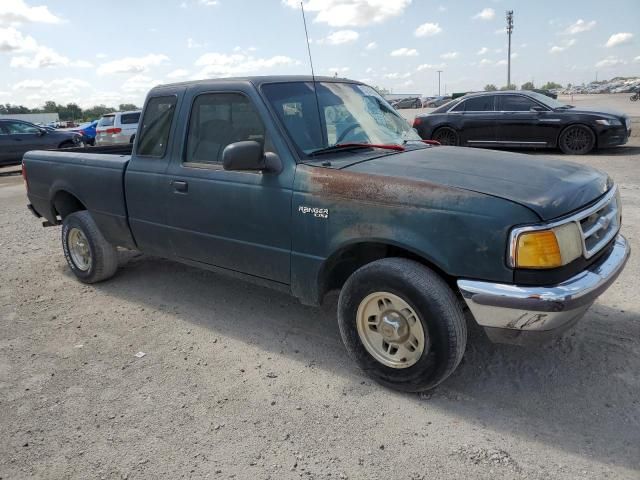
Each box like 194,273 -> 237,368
300,2 -> 326,146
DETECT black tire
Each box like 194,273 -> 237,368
62,211 -> 118,283
558,124 -> 595,155
338,258 -> 467,392
432,127 -> 459,146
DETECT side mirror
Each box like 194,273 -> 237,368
222,141 -> 282,173
38,128 -> 47,136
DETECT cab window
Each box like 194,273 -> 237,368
136,96 -> 177,157
184,92 -> 270,165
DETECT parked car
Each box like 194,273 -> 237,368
0,119 -> 82,166
424,96 -> 452,108
23,76 -> 629,392
391,97 -> 422,109
413,90 -> 631,154
531,88 -> 558,99
95,111 -> 141,146
71,120 -> 98,146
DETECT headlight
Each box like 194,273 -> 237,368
595,118 -> 622,126
512,222 -> 582,269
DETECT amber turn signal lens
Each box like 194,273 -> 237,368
515,230 -> 562,268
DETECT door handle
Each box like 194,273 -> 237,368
171,180 -> 188,193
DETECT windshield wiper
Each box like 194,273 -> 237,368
309,143 -> 405,157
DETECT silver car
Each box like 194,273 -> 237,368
95,111 -> 141,146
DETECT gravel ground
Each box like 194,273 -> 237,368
1,141 -> 639,479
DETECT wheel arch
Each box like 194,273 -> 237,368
316,240 -> 454,305
557,122 -> 598,149
51,189 -> 87,220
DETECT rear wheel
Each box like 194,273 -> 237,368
338,258 -> 467,392
432,127 -> 459,146
62,211 -> 118,283
559,124 -> 595,155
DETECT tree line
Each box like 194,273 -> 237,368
0,101 -> 141,122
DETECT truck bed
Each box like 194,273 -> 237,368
23,147 -> 136,249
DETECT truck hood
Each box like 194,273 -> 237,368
344,146 -> 611,221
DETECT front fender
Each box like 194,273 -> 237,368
290,164 -> 540,305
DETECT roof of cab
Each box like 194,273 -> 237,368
151,75 -> 364,92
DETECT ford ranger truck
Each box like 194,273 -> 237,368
23,76 -> 630,392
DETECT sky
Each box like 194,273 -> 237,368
0,0 -> 638,108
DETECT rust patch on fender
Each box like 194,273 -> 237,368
299,165 -> 465,207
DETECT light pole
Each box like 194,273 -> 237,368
437,70 -> 443,96
506,10 -> 514,88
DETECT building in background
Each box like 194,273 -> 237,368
0,113 -> 59,125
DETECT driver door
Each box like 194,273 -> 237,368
164,90 -> 294,283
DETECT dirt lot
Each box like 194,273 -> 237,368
1,140 -> 639,479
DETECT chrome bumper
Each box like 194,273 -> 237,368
458,235 -> 630,344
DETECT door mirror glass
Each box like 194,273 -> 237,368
38,128 -> 47,136
222,141 -> 265,171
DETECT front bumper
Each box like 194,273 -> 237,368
458,234 -> 630,345
598,125 -> 630,147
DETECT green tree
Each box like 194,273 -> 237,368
500,84 -> 517,91
540,81 -> 562,90
118,103 -> 140,112
83,105 -> 114,121
521,81 -> 535,90
42,101 -> 58,113
484,84 -> 497,91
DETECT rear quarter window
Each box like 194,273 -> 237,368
136,96 -> 177,157
120,112 -> 141,124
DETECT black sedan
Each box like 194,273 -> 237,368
0,119 -> 83,166
391,97 -> 422,109
412,90 -> 631,154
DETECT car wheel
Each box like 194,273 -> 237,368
432,127 -> 459,146
62,211 -> 119,283
337,258 -> 467,392
558,125 -> 595,155
427,103 -> 435,108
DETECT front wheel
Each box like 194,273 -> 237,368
338,258 -> 467,392
558,124 -> 595,155
631,94 -> 639,102
62,211 -> 119,283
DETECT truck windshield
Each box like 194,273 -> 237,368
262,81 -> 421,156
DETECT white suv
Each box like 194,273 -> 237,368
95,111 -> 141,145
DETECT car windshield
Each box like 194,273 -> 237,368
262,81 -> 421,156
527,91 -> 567,109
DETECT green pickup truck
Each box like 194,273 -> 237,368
23,76 -> 630,391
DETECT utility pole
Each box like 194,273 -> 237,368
506,10 -> 514,88
437,70 -> 443,96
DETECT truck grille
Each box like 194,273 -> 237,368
578,188 -> 620,259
